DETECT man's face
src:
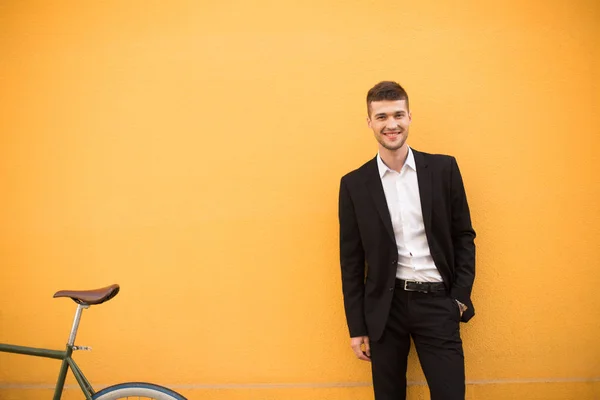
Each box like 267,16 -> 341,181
367,100 -> 411,152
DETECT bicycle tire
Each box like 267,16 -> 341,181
91,382 -> 187,400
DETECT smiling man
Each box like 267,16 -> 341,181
338,81 -> 476,400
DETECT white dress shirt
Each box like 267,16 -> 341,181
377,147 -> 443,282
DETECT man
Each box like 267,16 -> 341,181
338,81 -> 476,400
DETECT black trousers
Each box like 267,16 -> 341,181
370,280 -> 465,400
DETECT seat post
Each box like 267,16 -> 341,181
67,303 -> 89,346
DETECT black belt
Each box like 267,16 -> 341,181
396,279 -> 446,293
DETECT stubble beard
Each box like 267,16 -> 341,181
377,129 -> 408,151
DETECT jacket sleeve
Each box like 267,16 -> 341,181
339,177 -> 368,337
449,157 -> 477,321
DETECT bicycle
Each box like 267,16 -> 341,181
0,284 -> 187,400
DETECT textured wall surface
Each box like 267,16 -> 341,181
1,1 -> 599,399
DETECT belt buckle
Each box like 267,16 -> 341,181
404,280 -> 427,293
404,280 -> 416,292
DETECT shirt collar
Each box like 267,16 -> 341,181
377,146 -> 416,178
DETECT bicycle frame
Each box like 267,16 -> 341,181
0,303 -> 95,400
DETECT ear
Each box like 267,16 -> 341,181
366,116 -> 372,129
408,112 -> 412,123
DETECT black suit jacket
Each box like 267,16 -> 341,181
339,149 -> 476,341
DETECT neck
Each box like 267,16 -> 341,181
379,144 -> 409,173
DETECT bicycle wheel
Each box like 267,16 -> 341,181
92,382 -> 187,400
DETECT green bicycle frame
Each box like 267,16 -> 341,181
0,343 -> 95,400
0,304 -> 96,400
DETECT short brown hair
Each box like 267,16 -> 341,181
366,81 -> 409,115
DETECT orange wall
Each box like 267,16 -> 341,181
1,1 -> 599,399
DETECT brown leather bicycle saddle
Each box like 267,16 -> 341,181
53,284 -> 120,305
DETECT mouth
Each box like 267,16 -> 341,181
383,131 -> 401,139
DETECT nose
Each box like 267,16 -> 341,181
385,118 -> 399,130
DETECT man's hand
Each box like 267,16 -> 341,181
456,299 -> 467,318
350,336 -> 371,362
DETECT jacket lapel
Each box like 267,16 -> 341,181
364,157 -> 396,243
413,149 -> 433,234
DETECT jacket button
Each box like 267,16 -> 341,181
389,287 -> 394,291
391,260 -> 397,265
